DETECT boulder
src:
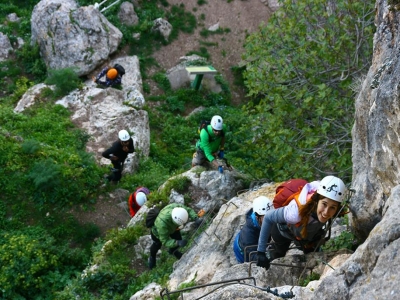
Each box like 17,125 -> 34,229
31,0 -> 122,75
0,32 -> 13,61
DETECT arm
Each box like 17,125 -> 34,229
102,141 -> 119,159
157,223 -> 179,249
128,194 -> 135,217
112,75 -> 122,85
257,208 -> 286,252
127,138 -> 135,153
95,68 -> 108,83
199,128 -> 216,162
186,206 -> 199,221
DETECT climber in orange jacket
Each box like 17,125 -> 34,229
128,187 -> 150,217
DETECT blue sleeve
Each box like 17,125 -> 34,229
114,75 -> 122,85
96,68 -> 108,81
257,208 -> 286,252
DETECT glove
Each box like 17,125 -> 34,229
176,240 -> 188,248
194,217 -> 204,228
218,151 -> 224,159
256,251 -> 270,270
198,209 -> 205,217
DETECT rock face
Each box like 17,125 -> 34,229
351,3 -> 400,239
14,56 -> 149,170
152,18 -> 172,41
0,32 -> 13,61
312,186 -> 400,300
308,2 -> 400,299
31,0 -> 122,75
118,1 -> 139,26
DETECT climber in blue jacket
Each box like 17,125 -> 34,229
233,196 -> 274,263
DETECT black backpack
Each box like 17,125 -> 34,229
113,63 -> 125,76
145,207 -> 160,228
198,120 -> 210,134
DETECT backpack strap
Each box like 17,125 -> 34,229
280,191 -> 302,208
199,125 -> 212,143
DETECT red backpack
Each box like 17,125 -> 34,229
273,179 -> 308,209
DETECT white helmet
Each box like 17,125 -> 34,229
171,207 -> 189,226
317,175 -> 346,203
211,115 -> 223,131
118,130 -> 130,141
136,192 -> 147,206
253,196 -> 274,215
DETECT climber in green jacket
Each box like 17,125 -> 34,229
192,115 -> 227,169
148,203 -> 201,269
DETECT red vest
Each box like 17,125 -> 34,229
128,187 -> 150,217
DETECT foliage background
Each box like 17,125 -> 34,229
237,0 -> 374,182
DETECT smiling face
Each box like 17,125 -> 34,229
316,198 -> 340,223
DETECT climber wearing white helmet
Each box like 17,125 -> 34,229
148,203 -> 201,269
256,175 -> 348,270
128,187 -> 150,217
233,196 -> 274,263
192,115 -> 227,169
102,129 -> 135,183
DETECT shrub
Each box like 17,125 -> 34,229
299,272 -> 320,287
322,230 -> 360,252
16,42 -> 47,81
240,0 -> 375,181
45,67 -> 82,98
0,227 -> 88,299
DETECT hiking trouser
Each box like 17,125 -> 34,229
192,149 -> 206,166
107,160 -> 123,182
269,223 -> 292,260
150,230 -> 183,259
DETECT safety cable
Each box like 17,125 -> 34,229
160,277 -> 296,300
195,282 -> 295,300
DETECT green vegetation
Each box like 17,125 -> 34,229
44,67 -> 83,99
239,0 -> 375,182
299,272 -> 320,287
0,0 -> 374,298
199,27 -> 231,38
322,230 -> 360,252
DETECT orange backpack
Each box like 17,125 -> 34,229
273,179 -> 308,209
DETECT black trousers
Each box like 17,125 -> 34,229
107,161 -> 123,182
269,223 -> 292,260
150,230 -> 182,259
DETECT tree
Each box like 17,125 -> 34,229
239,0 -> 375,181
